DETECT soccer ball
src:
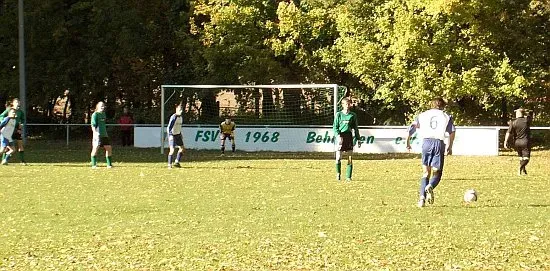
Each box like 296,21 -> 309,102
463,189 -> 478,203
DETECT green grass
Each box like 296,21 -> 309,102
1,142 -> 549,270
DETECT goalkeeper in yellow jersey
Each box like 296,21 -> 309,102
220,117 -> 236,155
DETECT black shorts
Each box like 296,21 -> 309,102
12,130 -> 22,140
93,136 -> 111,147
515,139 -> 531,158
169,134 -> 184,147
221,133 -> 233,140
338,132 -> 354,152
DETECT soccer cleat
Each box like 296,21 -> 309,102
522,168 -> 528,175
107,165 -> 113,169
417,199 -> 425,208
1,160 -> 7,165
91,165 -> 97,169
425,185 -> 434,205
345,178 -> 352,182
168,164 -> 172,169
173,162 -> 181,168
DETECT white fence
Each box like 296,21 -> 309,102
136,126 -> 500,155
135,125 -> 550,156
24,124 -> 549,156
25,123 -> 153,146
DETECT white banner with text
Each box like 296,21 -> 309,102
135,126 -> 499,156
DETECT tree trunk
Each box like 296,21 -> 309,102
199,90 -> 217,123
283,88 -> 301,123
254,89 -> 261,118
261,88 -> 275,118
500,98 -> 508,126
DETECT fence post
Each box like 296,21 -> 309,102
66,123 -> 69,147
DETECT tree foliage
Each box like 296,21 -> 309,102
0,0 -> 548,124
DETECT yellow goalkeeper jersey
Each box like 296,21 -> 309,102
220,121 -> 236,134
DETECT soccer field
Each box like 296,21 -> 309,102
1,144 -> 549,270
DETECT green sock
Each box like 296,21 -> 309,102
91,156 -> 97,166
336,162 -> 341,175
18,151 -> 25,162
106,156 -> 112,166
2,153 -> 5,160
346,164 -> 353,179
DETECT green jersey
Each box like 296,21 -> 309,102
333,111 -> 360,139
91,111 -> 108,137
0,107 -> 25,127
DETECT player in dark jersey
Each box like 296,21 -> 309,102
504,108 -> 532,175
333,97 -> 361,181
90,101 -> 113,169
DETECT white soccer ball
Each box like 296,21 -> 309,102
463,189 -> 478,203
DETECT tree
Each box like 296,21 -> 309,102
0,0 -> 18,105
1,0 -> 548,126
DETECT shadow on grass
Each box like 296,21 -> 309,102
429,203 -> 550,209
446,177 -> 496,181
23,140 -> 420,164
527,204 -> 550,208
499,146 -> 550,156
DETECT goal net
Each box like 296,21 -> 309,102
160,84 -> 343,153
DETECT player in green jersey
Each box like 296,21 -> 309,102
333,97 -> 361,181
0,98 -> 27,164
90,101 -> 113,168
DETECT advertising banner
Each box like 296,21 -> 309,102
135,126 -> 499,156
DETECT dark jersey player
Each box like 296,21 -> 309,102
90,101 -> 113,169
333,97 -> 361,181
504,108 -> 532,175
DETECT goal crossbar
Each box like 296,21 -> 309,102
161,84 -> 339,89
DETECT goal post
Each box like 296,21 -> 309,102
159,84 -> 342,154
